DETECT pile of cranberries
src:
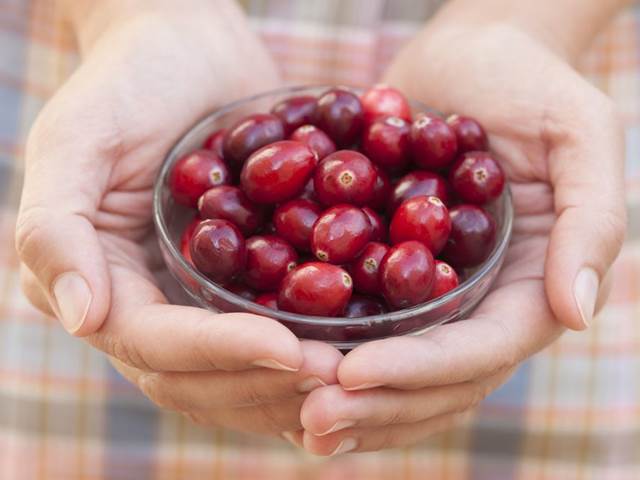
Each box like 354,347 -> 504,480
168,85 -> 505,318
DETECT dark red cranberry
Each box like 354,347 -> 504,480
362,116 -> 410,172
314,88 -> 364,147
360,84 -> 412,125
430,260 -> 459,299
190,219 -> 246,283
389,170 -> 450,213
203,128 -> 226,158
290,125 -> 336,160
410,113 -> 458,170
278,262 -> 352,316
244,235 -> 298,291
197,186 -> 264,236
240,140 -> 316,203
344,295 -> 388,318
362,207 -> 385,242
369,166 -> 391,210
311,205 -> 372,264
180,218 -> 201,265
446,115 -> 488,153
226,281 -> 257,301
169,150 -> 230,207
390,195 -> 451,255
349,242 -> 389,295
255,292 -> 279,310
222,114 -> 284,168
273,199 -> 322,251
314,150 -> 377,206
299,177 -> 317,201
441,205 -> 496,268
271,96 -> 318,135
449,151 -> 505,204
380,241 -> 435,309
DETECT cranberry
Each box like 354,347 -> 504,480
314,88 -> 364,147
299,177 -> 317,201
362,207 -> 385,242
362,116 -> 410,172
222,113 -> 284,167
255,292 -> 279,310
389,170 -> 450,213
290,125 -> 336,160
273,199 -> 322,251
314,150 -> 377,206
441,205 -> 496,268
271,96 -> 317,135
311,205 -> 372,264
190,219 -> 246,283
349,242 -> 389,295
278,262 -> 352,316
360,84 -> 412,125
169,150 -> 230,207
380,241 -> 435,309
197,186 -> 264,236
390,195 -> 451,255
244,235 -> 298,291
446,115 -> 488,153
203,128 -> 226,158
410,113 -> 458,170
240,140 -> 316,203
180,218 -> 201,265
226,281 -> 257,301
449,151 -> 505,204
430,260 -> 460,299
369,166 -> 391,210
344,295 -> 388,318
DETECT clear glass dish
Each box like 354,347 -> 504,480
153,85 -> 514,349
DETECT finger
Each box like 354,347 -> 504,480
20,264 -> 55,316
281,430 -> 304,448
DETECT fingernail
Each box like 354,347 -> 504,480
52,272 -> 92,334
343,382 -> 383,391
573,267 -> 599,329
281,431 -> 299,446
316,419 -> 356,436
252,359 -> 300,372
330,437 -> 357,455
296,376 -> 327,393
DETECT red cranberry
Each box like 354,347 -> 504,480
410,113 -> 458,170
190,219 -> 246,283
362,207 -> 385,242
299,177 -> 317,201
222,114 -> 284,167
360,84 -> 412,125
169,150 -> 230,207
203,128 -> 226,158
244,235 -> 298,291
362,116 -> 410,172
271,96 -> 317,135
344,295 -> 388,318
390,195 -> 451,255
240,140 -> 316,204
197,186 -> 264,236
389,170 -> 450,213
349,242 -> 389,295
255,292 -> 279,310
311,205 -> 372,264
226,281 -> 257,301
369,167 -> 391,210
290,125 -> 336,160
446,115 -> 488,153
430,260 -> 460,299
314,88 -> 364,147
380,241 -> 435,309
180,218 -> 201,265
273,198 -> 322,251
449,151 -> 505,204
278,262 -> 352,316
441,205 -> 496,267
314,150 -> 377,206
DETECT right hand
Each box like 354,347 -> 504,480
15,0 -> 342,438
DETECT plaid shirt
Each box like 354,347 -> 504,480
1,1 -> 639,479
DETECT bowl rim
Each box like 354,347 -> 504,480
153,85 -> 514,327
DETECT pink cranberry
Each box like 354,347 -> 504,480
449,151 -> 505,204
203,128 -> 226,158
314,88 -> 364,147
222,113 -> 284,167
197,186 -> 264,236
311,205 -> 372,264
180,218 -> 201,265
380,241 -> 435,309
446,115 -> 488,153
369,166 -> 391,210
190,219 -> 246,283
244,235 -> 298,291
240,140 -> 316,203
349,242 -> 389,295
360,84 -> 412,125
255,292 -> 279,310
410,113 -> 458,170
271,96 -> 318,135
389,195 -> 451,255
362,116 -> 410,172
362,207 -> 385,242
344,295 -> 388,318
169,150 -> 230,207
226,281 -> 257,301
273,198 -> 322,251
290,125 -> 336,160
314,150 -> 377,206
278,262 -> 352,316
441,205 -> 496,267
389,170 -> 450,213
430,260 -> 460,299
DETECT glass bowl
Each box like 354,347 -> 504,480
153,85 -> 513,349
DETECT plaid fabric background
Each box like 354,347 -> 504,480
1,1 -> 639,479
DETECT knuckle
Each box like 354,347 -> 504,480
94,332 -> 152,371
138,373 -> 182,412
15,207 -> 48,264
184,411 -> 215,428
254,403 -> 284,434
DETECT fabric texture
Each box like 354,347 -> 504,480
0,1 -> 639,479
